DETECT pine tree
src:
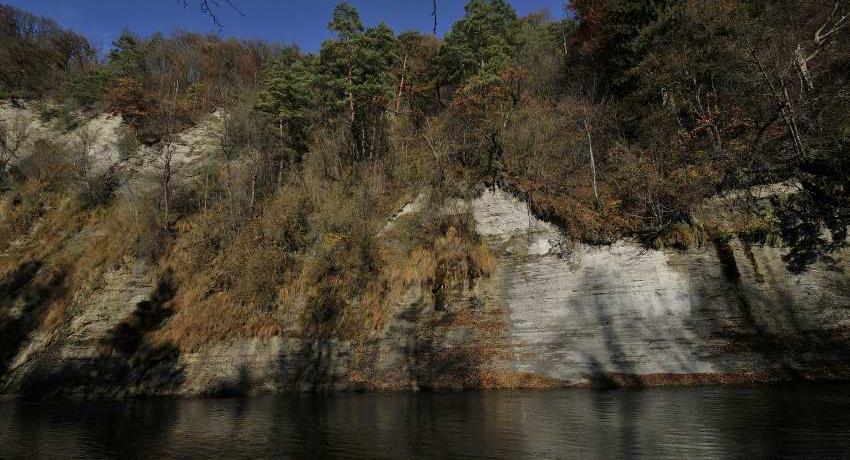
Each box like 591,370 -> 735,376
434,0 -> 519,84
319,3 -> 399,162
255,57 -> 315,155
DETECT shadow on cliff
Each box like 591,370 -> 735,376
285,341 -> 345,392
570,272 -> 648,390
573,251 -> 721,389
17,269 -> 185,399
0,260 -> 66,379
695,239 -> 850,378
204,363 -> 254,397
401,302 -> 490,391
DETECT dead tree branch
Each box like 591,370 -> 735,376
796,0 -> 849,90
180,0 -> 244,31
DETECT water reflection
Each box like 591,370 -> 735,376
2,384 -> 850,459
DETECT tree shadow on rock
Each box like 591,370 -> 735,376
19,270 -> 185,399
693,239 -> 850,380
0,260 -> 66,378
104,272 -> 177,357
401,306 -> 488,390
204,363 -> 253,397
101,269 -> 185,396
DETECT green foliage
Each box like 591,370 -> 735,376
66,68 -> 109,109
319,3 -> 400,162
255,57 -> 315,154
603,0 -> 677,92
435,0 -> 519,83
107,31 -> 145,80
328,2 -> 364,40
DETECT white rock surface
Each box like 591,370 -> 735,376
472,187 -> 850,383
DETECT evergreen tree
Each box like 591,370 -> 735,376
434,0 -> 519,84
319,3 -> 399,162
107,30 -> 145,80
255,57 -> 315,156
603,0 -> 677,92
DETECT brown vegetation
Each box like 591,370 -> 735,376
1,0 -> 849,378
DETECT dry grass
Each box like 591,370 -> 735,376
1,104 -> 503,368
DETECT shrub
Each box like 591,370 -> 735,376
116,128 -> 139,161
77,165 -> 122,210
13,138 -> 71,188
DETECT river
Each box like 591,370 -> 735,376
2,383 -> 850,459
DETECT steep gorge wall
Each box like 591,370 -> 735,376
4,186 -> 848,398
473,188 -> 850,386
2,108 -> 849,397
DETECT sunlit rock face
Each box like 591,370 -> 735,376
472,187 -> 850,385
2,184 -> 849,398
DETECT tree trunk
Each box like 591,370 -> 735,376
396,53 -> 408,112
347,66 -> 355,124
582,115 -> 601,211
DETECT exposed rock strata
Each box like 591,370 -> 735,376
473,187 -> 850,386
2,139 -> 849,397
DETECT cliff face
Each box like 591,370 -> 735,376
2,103 -> 849,398
474,188 -> 850,386
2,184 -> 849,398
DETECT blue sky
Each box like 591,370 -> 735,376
6,1 -> 569,53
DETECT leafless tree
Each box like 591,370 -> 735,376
741,37 -> 807,160
72,125 -> 100,183
795,1 -> 850,91
0,116 -> 32,181
432,0 -> 438,35
580,107 -> 600,211
153,138 -> 178,225
179,0 -> 244,31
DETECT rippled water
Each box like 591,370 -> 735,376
2,383 -> 850,459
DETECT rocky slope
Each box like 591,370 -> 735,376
2,185 -> 848,398
2,106 -> 849,398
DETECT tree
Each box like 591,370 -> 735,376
570,0 -> 676,94
255,57 -> 315,158
434,0 -> 519,85
0,5 -> 95,98
319,3 -> 400,163
0,116 -> 31,187
321,2 -> 364,124
107,31 -> 145,80
180,0 -> 245,31
328,2 -> 364,40
153,139 -> 177,225
395,31 -> 442,118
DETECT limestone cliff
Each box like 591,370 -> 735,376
2,183 -> 849,398
2,103 -> 849,398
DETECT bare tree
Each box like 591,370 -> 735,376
153,138 -> 178,225
72,125 -> 100,184
741,2 -> 850,161
743,39 -> 808,160
180,0 -> 244,31
432,0 -> 438,35
0,116 -> 32,182
580,107 -> 600,212
795,1 -> 850,91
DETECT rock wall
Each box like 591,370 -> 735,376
3,178 -> 849,398
473,187 -> 850,386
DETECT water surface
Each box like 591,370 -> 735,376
2,383 -> 850,459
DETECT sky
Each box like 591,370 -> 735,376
5,0 -> 569,53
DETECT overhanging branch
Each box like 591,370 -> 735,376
180,0 -> 244,31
